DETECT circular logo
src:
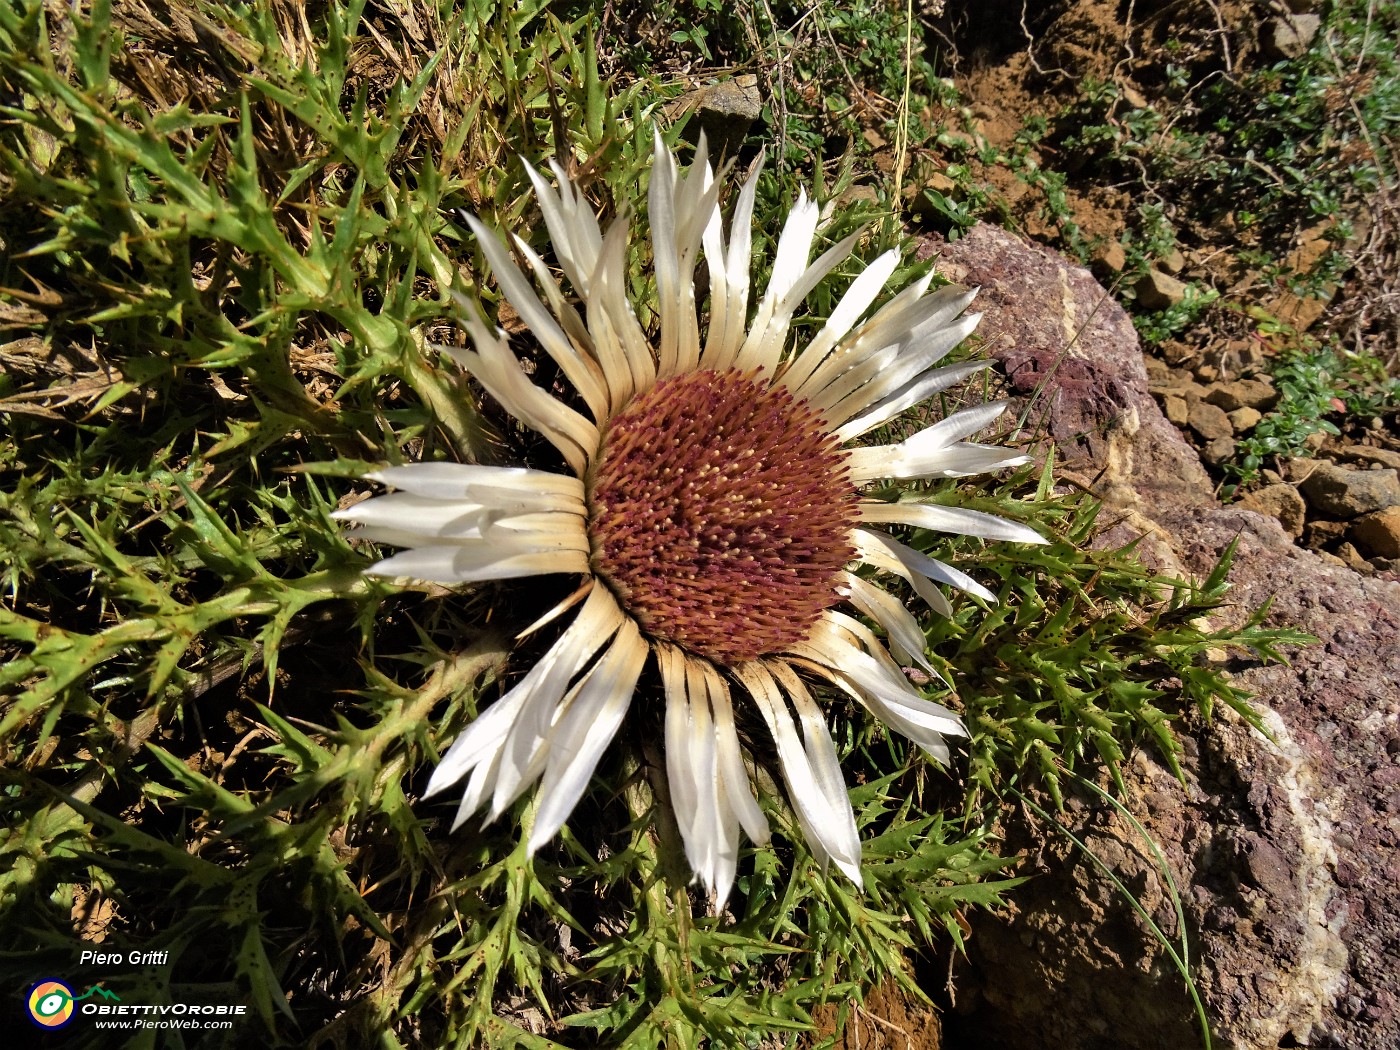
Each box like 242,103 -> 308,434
27,979 -> 76,1029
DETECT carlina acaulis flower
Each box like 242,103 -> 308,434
335,131 -> 1045,905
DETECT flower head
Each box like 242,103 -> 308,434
336,134 -> 1044,904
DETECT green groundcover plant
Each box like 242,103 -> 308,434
1,2 -> 1306,1047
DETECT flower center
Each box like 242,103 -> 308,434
588,368 -> 857,664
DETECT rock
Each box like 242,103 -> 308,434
1339,446 -> 1400,472
1286,223 -> 1335,275
1338,542 -> 1374,574
925,222 -> 1400,1050
1284,457 -> 1323,483
1352,507 -> 1400,560
1299,463 -> 1400,518
1143,355 -> 1173,385
1218,338 -> 1269,376
1229,406 -> 1262,432
837,184 -> 880,208
674,76 -> 762,156
1207,377 -> 1278,412
1091,239 -> 1127,276
1188,401 -> 1233,441
1147,368 -> 1206,402
921,228 -> 1206,501
1135,270 -> 1189,310
1202,435 -> 1236,466
1158,248 -> 1186,275
1262,14 -> 1322,60
1163,394 -> 1189,426
1157,338 -> 1196,367
1239,483 -> 1307,538
926,170 -> 958,194
1268,289 -> 1329,331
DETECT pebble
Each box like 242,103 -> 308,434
1203,436 -> 1236,466
1207,378 -> 1278,412
1228,407 -> 1262,432
1299,463 -> 1400,518
1239,483 -> 1306,538
1189,401 -> 1234,442
1136,270 -> 1189,310
1351,507 -> 1400,560
1262,14 -> 1322,60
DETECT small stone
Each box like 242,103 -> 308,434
1092,240 -> 1127,275
1202,436 -> 1237,466
1238,484 -> 1306,538
838,184 -> 880,208
1136,270 -> 1189,310
1207,378 -> 1278,412
1195,363 -> 1219,383
1148,368 -> 1205,400
1220,339 -> 1269,375
1229,407 -> 1262,432
679,76 -> 762,156
1339,445 -> 1400,471
1337,543 -> 1373,574
1267,290 -> 1328,332
1159,248 -> 1186,275
1144,356 -> 1173,383
1262,14 -> 1321,60
926,170 -> 958,194
1189,401 -> 1234,442
1164,395 -> 1190,425
1158,338 -> 1196,367
1299,463 -> 1400,518
1284,457 -> 1322,483
1285,223 -> 1334,274
1351,507 -> 1400,560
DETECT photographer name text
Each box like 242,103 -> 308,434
80,949 -> 170,966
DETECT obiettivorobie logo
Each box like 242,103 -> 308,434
24,977 -> 249,1032
26,980 -> 120,1029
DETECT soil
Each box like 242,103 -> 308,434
929,0 -> 1269,249
811,980 -> 944,1050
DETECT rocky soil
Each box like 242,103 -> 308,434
927,223 -> 1399,1050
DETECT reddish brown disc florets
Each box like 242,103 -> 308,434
588,368 -> 858,664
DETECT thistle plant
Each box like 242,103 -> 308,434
335,135 -> 1045,905
0,2 -> 1307,1047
